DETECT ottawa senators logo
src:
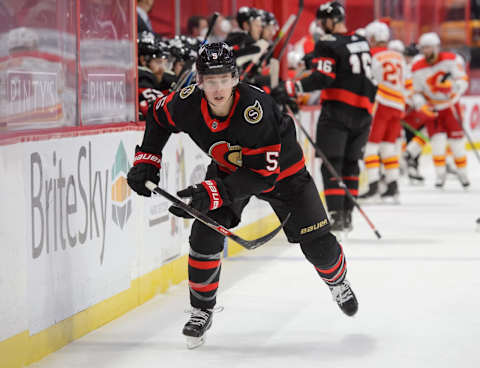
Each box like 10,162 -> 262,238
243,100 -> 263,124
179,84 -> 195,99
208,141 -> 243,171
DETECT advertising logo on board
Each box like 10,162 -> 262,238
111,141 -> 132,230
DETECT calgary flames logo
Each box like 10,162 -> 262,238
243,100 -> 263,124
426,71 -> 452,94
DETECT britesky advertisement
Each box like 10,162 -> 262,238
25,133 -> 137,333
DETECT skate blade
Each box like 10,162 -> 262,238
186,335 -> 206,349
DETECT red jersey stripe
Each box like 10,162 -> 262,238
321,88 -> 373,113
242,144 -> 281,156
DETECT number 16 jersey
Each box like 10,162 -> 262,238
299,32 -> 377,122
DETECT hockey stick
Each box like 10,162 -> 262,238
449,105 -> 480,164
401,120 -> 430,142
277,0 -> 304,60
285,106 -> 382,239
145,181 -> 290,249
240,14 -> 297,81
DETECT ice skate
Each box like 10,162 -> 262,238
405,152 -> 424,184
380,181 -> 400,204
329,280 -> 358,316
435,173 -> 447,189
329,211 -> 345,240
457,171 -> 470,190
344,210 -> 353,233
358,181 -> 380,203
183,308 -> 213,349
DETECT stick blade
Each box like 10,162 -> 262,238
229,213 -> 291,250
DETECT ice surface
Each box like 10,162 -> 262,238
31,154 -> 480,368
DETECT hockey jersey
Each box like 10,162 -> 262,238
411,51 -> 468,111
371,46 -> 406,112
298,32 -> 377,121
142,82 -> 305,200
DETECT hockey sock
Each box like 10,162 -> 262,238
300,233 -> 347,287
431,133 -> 447,178
188,248 -> 222,310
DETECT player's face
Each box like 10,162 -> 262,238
320,18 -> 334,34
149,57 -> 168,75
262,24 -> 277,42
421,45 -> 438,63
201,73 -> 235,106
249,18 -> 263,41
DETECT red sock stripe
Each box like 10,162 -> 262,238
324,188 -> 345,196
322,261 -> 347,283
188,258 -> 221,270
189,281 -> 219,292
342,176 -> 359,181
348,189 -> 359,196
316,252 -> 344,274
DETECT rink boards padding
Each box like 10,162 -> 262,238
1,101 -> 479,367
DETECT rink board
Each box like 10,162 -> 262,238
1,99 -> 479,368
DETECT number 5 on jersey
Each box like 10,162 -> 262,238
266,151 -> 279,171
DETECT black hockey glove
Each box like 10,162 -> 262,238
127,145 -> 162,197
168,178 -> 232,218
271,80 -> 300,114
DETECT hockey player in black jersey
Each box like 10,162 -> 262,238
127,42 -> 359,349
274,1 -> 377,233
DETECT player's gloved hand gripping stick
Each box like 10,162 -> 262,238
144,181 -> 290,250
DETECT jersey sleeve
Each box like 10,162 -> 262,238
139,92 -> 182,155
452,54 -> 469,96
298,41 -> 337,92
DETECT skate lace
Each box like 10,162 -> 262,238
331,282 -> 353,305
184,306 -> 224,327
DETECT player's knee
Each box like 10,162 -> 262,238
189,220 -> 225,255
300,232 -> 341,267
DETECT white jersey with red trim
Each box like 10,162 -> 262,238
411,52 -> 468,111
371,46 -> 407,112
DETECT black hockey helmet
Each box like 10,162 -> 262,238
261,10 -> 278,26
196,42 -> 237,76
404,42 -> 419,57
316,1 -> 345,23
236,7 -> 262,29
138,31 -> 169,59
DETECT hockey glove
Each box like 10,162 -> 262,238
127,145 -> 162,197
271,80 -> 300,114
169,179 -> 231,218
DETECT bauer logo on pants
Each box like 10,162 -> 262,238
300,219 -> 328,235
244,100 -> 263,124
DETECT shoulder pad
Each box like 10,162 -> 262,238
243,99 -> 264,125
246,84 -> 265,93
178,84 -> 197,99
320,34 -> 337,42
